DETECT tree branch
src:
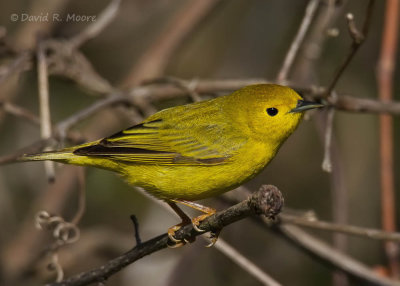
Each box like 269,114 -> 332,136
69,0 -> 121,49
47,185 -> 284,286
37,39 -> 55,182
276,0 -> 320,82
325,0 -> 376,96
280,213 -> 400,242
275,224 -> 400,286
377,0 -> 400,277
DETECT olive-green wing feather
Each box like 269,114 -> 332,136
74,108 -> 246,166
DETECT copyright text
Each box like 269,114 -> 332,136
10,13 -> 97,23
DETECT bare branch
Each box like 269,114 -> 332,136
325,0 -> 376,96
215,240 -> 282,286
56,94 -> 128,141
46,185 -> 284,286
129,215 -> 142,246
281,214 -> 400,242
69,0 -> 122,48
136,185 -> 279,285
46,40 -> 114,95
70,168 -> 86,225
377,0 -> 400,277
0,51 -> 32,86
120,0 -> 222,87
321,107 -> 335,172
277,0 -> 320,82
0,100 -> 40,124
275,224 -> 400,286
37,39 -> 55,181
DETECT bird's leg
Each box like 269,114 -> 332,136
167,202 -> 193,248
172,199 -> 220,246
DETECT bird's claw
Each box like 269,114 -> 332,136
205,229 -> 221,247
168,231 -> 182,244
167,224 -> 196,248
192,220 -> 206,233
167,240 -> 185,248
167,225 -> 186,248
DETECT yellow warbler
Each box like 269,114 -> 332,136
20,84 -> 322,245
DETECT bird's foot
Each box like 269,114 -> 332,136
167,200 -> 218,247
191,211 -> 221,247
206,229 -> 221,248
167,223 -> 197,248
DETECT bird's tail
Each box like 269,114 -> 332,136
18,149 -> 75,163
16,140 -> 103,166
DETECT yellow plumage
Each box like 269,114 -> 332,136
21,84 -> 322,245
22,84 -> 320,200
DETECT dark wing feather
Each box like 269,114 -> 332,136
73,118 -> 238,166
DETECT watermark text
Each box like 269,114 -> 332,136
10,13 -> 97,23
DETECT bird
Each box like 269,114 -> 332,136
19,84 -> 323,246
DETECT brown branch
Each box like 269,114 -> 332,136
214,240 -> 282,286
37,39 -> 55,182
55,93 -> 129,141
120,0 -> 222,87
0,51 -> 32,86
274,224 -> 400,286
280,214 -> 400,242
276,0 -> 320,82
224,187 -> 400,286
45,40 -> 114,95
0,100 -> 40,124
321,107 -> 335,172
46,185 -> 284,286
136,185 -> 280,286
377,0 -> 400,278
130,79 -> 400,115
325,0 -> 375,96
69,0 -> 121,49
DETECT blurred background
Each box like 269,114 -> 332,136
0,0 -> 399,285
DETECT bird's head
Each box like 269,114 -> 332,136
224,84 -> 323,144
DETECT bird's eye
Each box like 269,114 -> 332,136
266,108 -> 278,116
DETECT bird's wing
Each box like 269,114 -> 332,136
73,117 -> 245,166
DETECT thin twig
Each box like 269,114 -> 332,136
49,254 -> 64,283
129,215 -> 142,246
214,240 -> 282,286
0,51 -> 32,86
69,0 -> 122,48
322,107 -> 335,172
148,76 -> 202,102
274,224 -> 400,286
56,93 -> 128,141
325,0 -> 376,96
377,0 -> 400,278
316,100 -> 348,286
0,100 -> 40,124
120,0 -> 221,87
280,214 -> 400,242
70,168 -> 86,225
47,185 -> 284,286
37,39 -> 55,182
276,0 -> 320,82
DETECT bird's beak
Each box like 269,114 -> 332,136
289,100 -> 324,113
